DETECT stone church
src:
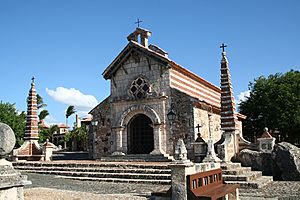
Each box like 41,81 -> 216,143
88,27 -> 247,160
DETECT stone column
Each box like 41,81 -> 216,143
0,123 -> 31,200
150,123 -> 164,155
222,132 -> 235,163
43,139 -> 54,161
202,114 -> 221,163
169,139 -> 194,200
111,126 -> 125,155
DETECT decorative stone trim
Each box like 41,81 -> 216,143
118,105 -> 161,127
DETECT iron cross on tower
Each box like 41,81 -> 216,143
220,43 -> 227,52
135,18 -> 143,27
31,76 -> 35,83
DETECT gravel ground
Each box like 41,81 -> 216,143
24,172 -> 169,200
23,172 -> 300,200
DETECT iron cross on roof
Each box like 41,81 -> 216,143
135,18 -> 143,27
195,124 -> 202,133
220,43 -> 227,52
31,76 -> 35,83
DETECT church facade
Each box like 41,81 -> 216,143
88,27 -> 245,160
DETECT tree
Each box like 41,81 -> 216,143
36,94 -> 47,109
0,102 -> 26,146
239,70 -> 300,143
65,124 -> 88,151
39,124 -> 59,143
38,109 -> 49,123
65,105 -> 76,127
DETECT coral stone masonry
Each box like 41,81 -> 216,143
88,28 -> 248,161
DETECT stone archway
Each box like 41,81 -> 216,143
112,105 -> 165,155
128,114 -> 154,154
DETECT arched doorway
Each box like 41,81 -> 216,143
128,114 -> 154,154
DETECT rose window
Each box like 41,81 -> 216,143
130,77 -> 150,99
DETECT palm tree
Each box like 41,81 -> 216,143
66,105 -> 76,127
37,94 -> 47,109
38,109 -> 49,124
48,125 -> 59,142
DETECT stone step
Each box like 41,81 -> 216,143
13,161 -> 170,170
54,175 -> 171,185
222,167 -> 252,175
52,151 -> 89,160
21,170 -> 171,180
14,166 -> 171,174
225,176 -> 273,189
220,163 -> 242,170
100,154 -> 173,162
222,171 -> 262,181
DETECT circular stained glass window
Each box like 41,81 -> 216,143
129,77 -> 150,99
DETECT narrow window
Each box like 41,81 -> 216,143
192,179 -> 197,189
214,174 -> 217,182
204,177 -> 209,185
210,175 -> 213,183
218,173 -> 222,181
198,178 -> 203,187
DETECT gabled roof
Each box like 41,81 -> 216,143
89,96 -> 110,115
102,40 -> 221,93
102,41 -> 170,80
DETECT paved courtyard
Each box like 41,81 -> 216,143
23,172 -> 300,200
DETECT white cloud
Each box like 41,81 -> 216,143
44,115 -> 58,125
236,90 -> 250,105
46,87 -> 98,111
76,111 -> 93,118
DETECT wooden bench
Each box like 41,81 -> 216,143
187,168 -> 239,200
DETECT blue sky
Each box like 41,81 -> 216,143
0,1 -> 299,126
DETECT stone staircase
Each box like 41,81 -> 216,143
100,154 -> 173,162
13,161 -> 272,188
12,161 -> 171,185
52,151 -> 89,160
221,162 -> 273,189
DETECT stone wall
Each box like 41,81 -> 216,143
110,54 -> 169,101
89,97 -> 112,159
169,89 -> 195,155
91,51 -> 224,159
193,107 -> 221,143
108,53 -> 173,155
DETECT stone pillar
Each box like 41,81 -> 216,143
111,126 -> 125,155
0,123 -> 31,200
220,132 -> 235,163
257,127 -> 276,153
169,139 -> 194,200
202,114 -> 221,163
150,124 -> 164,155
43,139 -> 54,161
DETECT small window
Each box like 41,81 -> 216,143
214,174 -> 217,182
198,178 -> 203,187
192,179 -> 197,189
204,177 -> 209,185
129,77 -> 150,99
268,143 -> 272,150
218,173 -> 222,181
209,175 -> 213,183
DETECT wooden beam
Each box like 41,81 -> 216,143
112,75 -> 117,88
121,65 -> 128,74
146,57 -> 151,70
